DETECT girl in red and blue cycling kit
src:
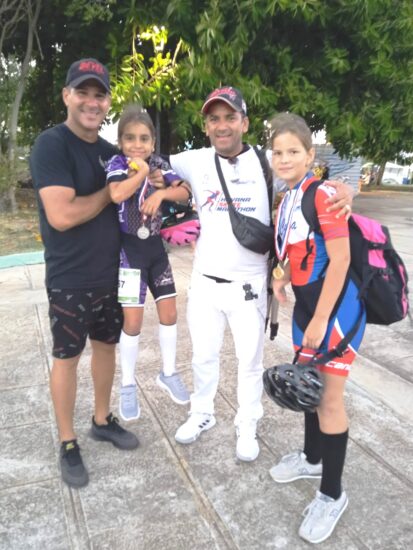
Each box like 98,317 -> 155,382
268,112 -> 366,544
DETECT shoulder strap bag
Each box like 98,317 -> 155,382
214,153 -> 274,255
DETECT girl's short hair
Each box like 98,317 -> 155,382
269,112 -> 313,151
117,104 -> 155,141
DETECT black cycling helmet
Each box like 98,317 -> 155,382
263,362 -> 324,413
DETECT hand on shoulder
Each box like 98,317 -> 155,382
324,180 -> 355,220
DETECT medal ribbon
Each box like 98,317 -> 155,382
136,177 -> 150,228
137,177 -> 149,211
275,175 -> 309,261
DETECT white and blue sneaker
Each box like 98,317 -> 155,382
156,372 -> 190,405
119,384 -> 140,421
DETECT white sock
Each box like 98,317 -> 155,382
159,323 -> 177,377
120,330 -> 139,386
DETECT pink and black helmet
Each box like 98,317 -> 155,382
160,211 -> 201,246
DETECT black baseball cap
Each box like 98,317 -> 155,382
65,58 -> 110,93
201,86 -> 247,115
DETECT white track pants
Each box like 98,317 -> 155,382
187,270 -> 267,424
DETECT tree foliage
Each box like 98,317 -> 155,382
14,0 -> 120,139
4,0 -> 413,171
0,0 -> 41,211
0,0 -> 39,155
165,0 -> 413,166
0,56 -> 20,157
110,26 -> 184,114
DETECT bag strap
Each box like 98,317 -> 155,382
252,148 -> 278,328
300,178 -> 323,271
253,146 -> 273,219
214,153 -> 237,213
301,178 -> 323,232
214,152 -> 275,259
293,306 -> 363,366
215,149 -> 274,218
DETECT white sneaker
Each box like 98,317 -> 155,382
269,451 -> 322,483
175,413 -> 216,444
299,490 -> 348,544
236,420 -> 259,462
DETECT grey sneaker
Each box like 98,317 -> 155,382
60,439 -> 89,488
156,372 -> 190,405
90,413 -> 139,450
175,413 -> 216,444
299,490 -> 348,544
269,451 -> 322,483
119,384 -> 140,421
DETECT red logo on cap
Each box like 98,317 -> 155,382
210,87 -> 237,100
79,61 -> 105,75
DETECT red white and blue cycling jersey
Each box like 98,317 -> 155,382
275,173 -> 366,376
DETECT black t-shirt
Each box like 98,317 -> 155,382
30,124 -> 121,289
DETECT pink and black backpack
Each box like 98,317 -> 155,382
301,180 -> 410,327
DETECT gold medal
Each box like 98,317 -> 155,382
272,264 -> 285,280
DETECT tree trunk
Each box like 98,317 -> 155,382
7,184 -> 17,212
375,162 -> 386,186
7,0 -> 42,213
155,109 -> 161,155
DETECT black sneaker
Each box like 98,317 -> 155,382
90,413 -> 139,450
60,439 -> 89,488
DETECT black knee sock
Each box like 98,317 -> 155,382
320,430 -> 349,500
303,412 -> 322,464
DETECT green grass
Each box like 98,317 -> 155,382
0,189 -> 43,256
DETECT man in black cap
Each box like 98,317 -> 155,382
156,86 -> 353,463
30,58 -> 139,489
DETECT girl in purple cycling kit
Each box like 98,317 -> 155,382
105,105 -> 192,421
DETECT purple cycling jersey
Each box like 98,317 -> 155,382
105,153 -> 180,236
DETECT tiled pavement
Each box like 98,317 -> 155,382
0,192 -> 412,550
